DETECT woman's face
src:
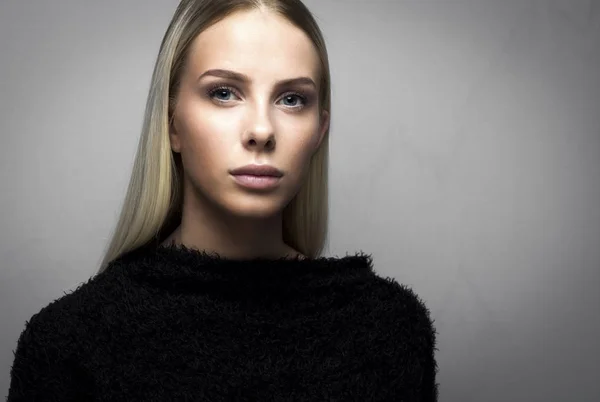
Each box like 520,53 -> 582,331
170,9 -> 329,219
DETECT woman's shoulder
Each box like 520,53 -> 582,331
13,272 -> 119,352
7,273 -> 115,400
364,273 -> 436,330
28,288 -> 82,325
369,274 -> 434,315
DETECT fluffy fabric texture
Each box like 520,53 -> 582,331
7,243 -> 439,401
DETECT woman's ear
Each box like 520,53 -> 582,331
169,117 -> 181,153
315,110 -> 330,151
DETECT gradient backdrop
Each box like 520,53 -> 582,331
1,0 -> 599,400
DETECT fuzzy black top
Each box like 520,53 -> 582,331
7,244 -> 439,401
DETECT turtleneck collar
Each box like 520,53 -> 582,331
105,243 -> 376,292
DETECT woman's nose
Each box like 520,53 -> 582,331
244,101 -> 276,149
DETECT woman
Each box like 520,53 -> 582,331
7,0 -> 438,400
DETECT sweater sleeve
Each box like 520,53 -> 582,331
6,316 -> 87,402
421,339 -> 440,401
419,304 -> 440,401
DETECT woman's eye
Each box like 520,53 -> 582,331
209,87 -> 237,101
280,94 -> 305,108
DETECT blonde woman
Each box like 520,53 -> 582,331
7,0 -> 438,400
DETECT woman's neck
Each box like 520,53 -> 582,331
160,226 -> 306,260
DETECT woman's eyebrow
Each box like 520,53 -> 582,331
197,68 -> 316,88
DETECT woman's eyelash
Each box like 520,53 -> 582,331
205,85 -> 309,107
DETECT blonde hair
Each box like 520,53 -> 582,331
95,0 -> 331,275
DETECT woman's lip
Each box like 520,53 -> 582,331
231,174 -> 282,190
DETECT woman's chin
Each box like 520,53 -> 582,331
220,199 -> 286,220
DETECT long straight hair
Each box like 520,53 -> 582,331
95,0 -> 331,275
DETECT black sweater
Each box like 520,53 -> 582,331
7,244 -> 439,401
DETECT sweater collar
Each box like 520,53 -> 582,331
107,243 -> 376,288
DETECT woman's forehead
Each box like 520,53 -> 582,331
187,10 -> 320,82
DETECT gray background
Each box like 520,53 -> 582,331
1,0 -> 599,400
